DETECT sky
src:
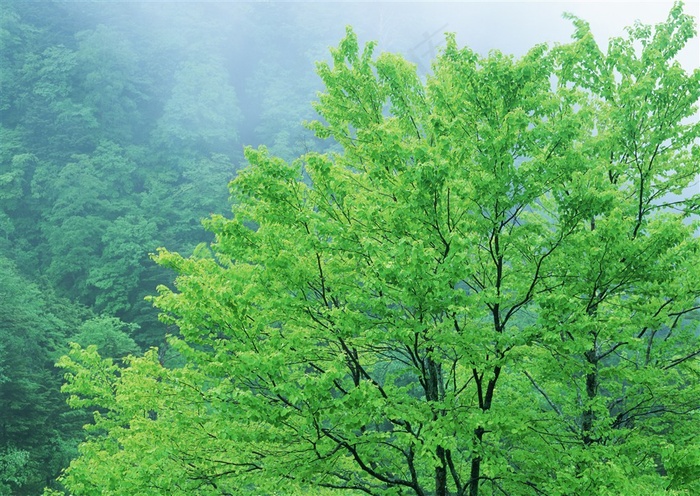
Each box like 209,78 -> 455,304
341,1 -> 699,71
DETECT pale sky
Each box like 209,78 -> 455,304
351,1 -> 699,71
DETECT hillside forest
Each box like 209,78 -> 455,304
1,1 -> 699,495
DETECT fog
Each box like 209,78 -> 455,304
68,1 -> 698,155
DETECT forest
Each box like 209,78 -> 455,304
0,2 -> 356,492
1,1 -> 699,495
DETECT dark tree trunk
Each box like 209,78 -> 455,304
468,427 -> 485,496
582,349 -> 599,445
425,355 -> 448,496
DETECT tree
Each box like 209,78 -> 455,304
36,141 -> 142,305
71,316 -> 140,360
56,5 -> 699,495
0,256 -> 89,495
0,447 -> 30,495
74,24 -> 148,144
152,54 -> 242,157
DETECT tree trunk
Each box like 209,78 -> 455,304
425,355 -> 448,496
468,366 -> 501,496
582,349 -> 598,445
468,427 -> 485,496
436,445 -> 448,496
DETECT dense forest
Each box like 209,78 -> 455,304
0,2 -> 354,492
1,1 -> 699,495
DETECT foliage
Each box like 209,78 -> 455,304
72,316 -> 140,360
0,1 -> 244,337
153,55 -> 242,156
56,4 -> 699,496
0,257 -> 88,495
0,447 -> 30,495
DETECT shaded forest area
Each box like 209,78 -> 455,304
0,2 -> 383,492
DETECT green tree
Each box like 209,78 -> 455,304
0,257 -> 89,495
74,24 -> 148,144
0,136 -> 29,248
0,448 -> 30,495
34,141 -> 141,304
56,5 -> 699,496
152,55 -> 242,157
72,316 -> 140,360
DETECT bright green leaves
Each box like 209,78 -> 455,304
559,1 -> 700,230
57,344 -> 120,412
430,35 -> 553,157
313,27 -> 384,142
151,27 -> 575,495
56,347 -> 240,495
375,51 -> 428,139
535,18 -> 700,476
57,7 -> 700,496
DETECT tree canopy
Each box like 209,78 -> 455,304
0,256 -> 90,495
56,4 -> 699,496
